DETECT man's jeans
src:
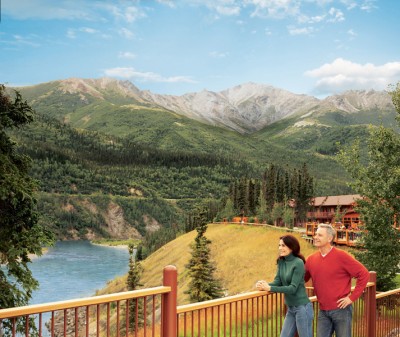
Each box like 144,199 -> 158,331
280,302 -> 314,337
317,306 -> 353,337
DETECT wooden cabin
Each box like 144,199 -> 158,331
307,194 -> 363,229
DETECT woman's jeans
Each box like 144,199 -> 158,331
317,306 -> 352,337
280,302 -> 314,337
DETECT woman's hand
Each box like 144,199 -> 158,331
255,280 -> 270,291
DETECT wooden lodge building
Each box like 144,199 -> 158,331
307,194 -> 362,229
226,194 -> 399,246
305,194 -> 363,246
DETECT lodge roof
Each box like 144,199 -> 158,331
312,194 -> 362,206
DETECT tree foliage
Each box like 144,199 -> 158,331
337,82 -> 400,291
221,164 -> 314,226
127,244 -> 144,329
185,208 -> 224,302
0,85 -> 53,309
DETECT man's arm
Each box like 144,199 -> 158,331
346,255 -> 369,302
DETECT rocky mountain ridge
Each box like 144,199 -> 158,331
22,77 -> 395,134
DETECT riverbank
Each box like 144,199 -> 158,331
28,247 -> 49,260
91,238 -> 139,249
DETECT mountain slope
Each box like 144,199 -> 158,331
96,224 -> 317,305
141,82 -> 320,133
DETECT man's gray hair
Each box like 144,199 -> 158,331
317,223 -> 336,243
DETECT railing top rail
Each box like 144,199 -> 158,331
0,286 -> 170,319
177,291 -> 264,314
376,287 -> 400,299
177,281 -> 377,314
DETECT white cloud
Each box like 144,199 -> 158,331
347,29 -> 357,37
2,0 -> 92,20
359,0 -> 378,12
2,1 -> 147,23
107,5 -> 147,23
80,27 -> 97,34
9,34 -> 41,47
305,58 -> 400,94
185,0 -> 240,16
66,29 -> 76,39
104,67 -> 197,84
118,52 -> 136,60
66,27 -> 104,39
215,5 -> 241,16
156,0 -> 176,8
118,28 -> 135,39
265,28 -> 273,36
209,51 -> 229,58
288,26 -> 314,35
245,0 -> 301,19
327,7 -> 345,22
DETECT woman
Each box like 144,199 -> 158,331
256,235 -> 313,337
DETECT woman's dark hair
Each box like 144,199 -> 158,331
277,235 -> 306,264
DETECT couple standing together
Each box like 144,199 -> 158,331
256,223 -> 369,337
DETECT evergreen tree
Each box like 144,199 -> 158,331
256,190 -> 268,223
136,244 -> 144,261
338,82 -> 400,291
282,200 -> 295,229
265,165 -> 277,211
127,244 -> 144,328
218,197 -> 235,221
248,179 -> 256,215
237,177 -> 248,216
271,202 -> 284,226
185,208 -> 224,302
293,164 -> 314,224
0,85 -> 53,311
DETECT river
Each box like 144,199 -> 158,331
29,240 -> 130,305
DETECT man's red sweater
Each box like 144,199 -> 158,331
305,247 -> 369,310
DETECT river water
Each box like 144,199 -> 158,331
29,240 -> 130,305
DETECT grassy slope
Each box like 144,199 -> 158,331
97,224 -> 317,305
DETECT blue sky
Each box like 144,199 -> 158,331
1,0 -> 399,97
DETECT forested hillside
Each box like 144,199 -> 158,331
7,79 -> 399,244
12,114 -> 254,245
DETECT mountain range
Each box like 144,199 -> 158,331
13,77 -> 399,198
20,77 -> 396,134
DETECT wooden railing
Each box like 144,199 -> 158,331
1,267 -> 399,337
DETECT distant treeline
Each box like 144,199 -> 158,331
217,163 -> 314,224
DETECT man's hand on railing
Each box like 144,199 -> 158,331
255,280 -> 271,291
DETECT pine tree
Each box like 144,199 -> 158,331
282,199 -> 295,229
185,208 -> 224,302
127,244 -> 144,328
219,197 -> 235,221
1,85 -> 53,335
256,190 -> 268,223
338,82 -> 400,291
264,164 -> 277,211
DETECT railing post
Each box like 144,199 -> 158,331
366,271 -> 377,337
162,265 -> 177,337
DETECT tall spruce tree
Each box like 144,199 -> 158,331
127,244 -> 144,328
338,82 -> 400,291
185,208 -> 224,302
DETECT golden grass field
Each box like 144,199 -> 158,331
97,224 -> 319,305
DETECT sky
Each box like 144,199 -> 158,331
1,0 -> 399,98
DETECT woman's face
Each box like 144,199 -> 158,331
278,239 -> 292,257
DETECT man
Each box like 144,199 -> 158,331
305,223 -> 369,337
